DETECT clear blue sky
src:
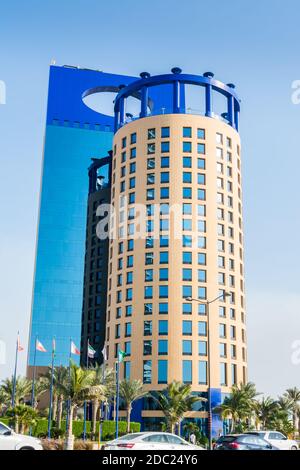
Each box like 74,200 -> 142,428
0,0 -> 300,396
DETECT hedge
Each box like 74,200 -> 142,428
0,418 -> 140,441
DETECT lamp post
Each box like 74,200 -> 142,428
185,292 -> 230,450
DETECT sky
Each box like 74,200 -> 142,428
0,0 -> 300,397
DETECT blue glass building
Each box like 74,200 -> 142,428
28,65 -> 136,367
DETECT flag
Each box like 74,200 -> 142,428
118,349 -> 126,363
101,346 -> 107,361
70,341 -> 80,356
17,335 -> 24,352
36,339 -> 47,352
87,343 -> 96,359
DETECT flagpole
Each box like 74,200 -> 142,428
47,338 -> 55,439
11,333 -> 19,408
66,337 -> 72,432
115,358 -> 120,439
99,347 -> 106,447
31,335 -> 37,408
83,339 -> 89,441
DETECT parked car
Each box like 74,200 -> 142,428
0,421 -> 43,450
247,431 -> 298,450
214,433 -> 275,450
104,432 -> 205,450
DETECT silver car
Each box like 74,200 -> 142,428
0,421 -> 43,450
104,432 -> 205,450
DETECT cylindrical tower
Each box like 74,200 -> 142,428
105,69 -> 247,434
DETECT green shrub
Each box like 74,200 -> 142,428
1,418 -> 140,440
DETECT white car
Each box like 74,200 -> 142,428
0,421 -> 43,450
104,432 -> 205,450
248,431 -> 298,450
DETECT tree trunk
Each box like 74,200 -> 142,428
92,399 -> 99,436
127,404 -> 132,433
68,404 -> 75,438
57,396 -> 63,429
52,394 -> 58,422
15,417 -> 19,434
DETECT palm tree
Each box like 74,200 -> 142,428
152,381 -> 205,434
0,388 -> 8,416
1,376 -> 32,406
32,377 -> 48,409
119,379 -> 148,433
88,364 -> 114,436
6,405 -> 39,434
253,397 -> 279,429
183,422 -> 199,441
59,362 -> 94,449
284,387 -> 300,436
214,383 -> 258,432
41,365 -> 69,427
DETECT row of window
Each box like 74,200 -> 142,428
115,339 -> 242,360
109,319 -> 246,341
119,358 -> 240,387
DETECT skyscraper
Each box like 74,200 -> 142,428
27,65 -> 136,371
105,69 -> 247,435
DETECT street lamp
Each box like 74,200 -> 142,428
185,292 -> 230,450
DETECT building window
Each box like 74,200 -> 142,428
159,303 -> 168,314
219,324 -> 226,338
220,363 -> 227,386
183,252 -> 192,264
125,323 -> 131,337
159,285 -> 168,298
160,172 -> 169,183
124,361 -> 131,379
144,320 -> 152,336
182,219 -> 192,231
143,340 -> 152,355
158,340 -> 168,355
182,340 -> 192,355
182,285 -> 192,298
130,132 -> 136,144
148,128 -> 155,139
197,128 -> 205,139
144,286 -> 153,299
122,136 -> 127,148
147,173 -> 155,185
126,305 -> 132,317
182,303 -> 192,315
158,360 -> 168,384
144,303 -> 153,315
147,143 -> 155,154
124,341 -> 131,355
147,158 -> 155,169
159,268 -> 168,281
197,158 -> 205,169
182,203 -> 192,215
183,187 -> 192,199
161,127 -> 170,138
220,343 -> 226,357
198,321 -> 207,336
183,141 -> 192,152
130,147 -> 136,159
183,156 -> 192,168
160,187 -> 169,199
182,268 -> 192,281
159,320 -> 168,335
182,360 -> 192,384
183,172 -> 192,183
198,341 -> 207,356
161,142 -> 170,153
161,157 -> 169,168
183,127 -> 192,138
182,320 -> 192,336
197,143 -> 205,154
143,360 -> 152,384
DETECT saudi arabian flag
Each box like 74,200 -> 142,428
88,343 -> 96,359
118,349 -> 126,363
